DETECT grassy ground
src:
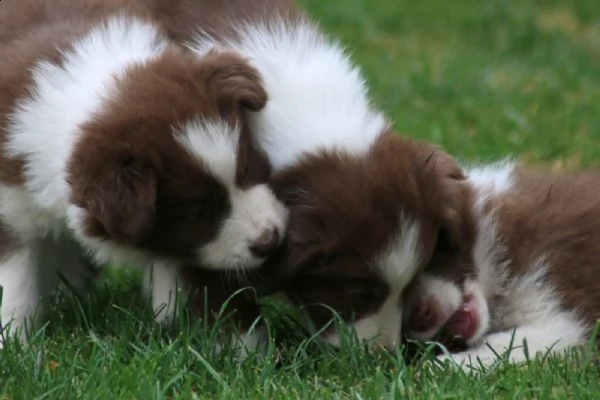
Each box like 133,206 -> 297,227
3,0 -> 600,398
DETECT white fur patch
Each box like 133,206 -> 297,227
175,119 -> 239,188
466,159 -> 516,209
0,185 -> 64,241
199,184 -> 288,270
0,245 -> 43,345
325,218 -> 422,348
188,18 -> 388,172
485,259 -> 570,338
379,218 -> 423,287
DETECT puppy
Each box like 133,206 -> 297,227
403,161 -> 600,371
0,0 -> 286,344
137,0 -> 470,349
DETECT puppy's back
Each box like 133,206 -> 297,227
493,167 -> 600,328
0,0 -> 153,42
144,0 -> 301,43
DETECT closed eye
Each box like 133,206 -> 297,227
173,197 -> 212,221
188,201 -> 209,220
347,283 -> 388,305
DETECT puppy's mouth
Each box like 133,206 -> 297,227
439,294 -> 480,347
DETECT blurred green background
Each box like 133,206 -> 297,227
302,0 -> 600,169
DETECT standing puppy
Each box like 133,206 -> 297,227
141,0 -> 469,349
0,0 -> 286,344
403,161 -> 600,371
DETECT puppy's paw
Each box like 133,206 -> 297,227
233,326 -> 270,360
213,326 -> 269,361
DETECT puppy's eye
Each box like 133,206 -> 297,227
182,197 -> 211,221
317,254 -> 336,269
436,227 -> 452,251
348,283 -> 388,306
348,287 -> 376,307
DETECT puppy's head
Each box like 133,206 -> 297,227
257,133 -> 469,348
67,49 -> 286,270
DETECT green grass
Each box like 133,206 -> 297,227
3,0 -> 600,398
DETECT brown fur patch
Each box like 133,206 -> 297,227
145,0 -> 302,43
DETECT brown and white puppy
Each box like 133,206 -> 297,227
138,0 -> 470,349
0,0 -> 286,344
263,140 -> 468,348
403,160 -> 600,371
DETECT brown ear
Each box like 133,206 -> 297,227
73,154 -> 157,244
438,174 -> 470,250
415,144 -> 470,249
201,50 -> 268,114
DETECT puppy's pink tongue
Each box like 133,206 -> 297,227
443,296 -> 479,341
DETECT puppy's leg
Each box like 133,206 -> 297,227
1,237 -> 95,347
144,261 -> 182,324
229,322 -> 268,360
0,242 -> 48,346
438,312 -> 587,372
52,237 -> 99,297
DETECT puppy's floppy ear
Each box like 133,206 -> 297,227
70,150 -> 157,244
416,145 -> 469,249
249,172 -> 321,296
201,50 -> 268,114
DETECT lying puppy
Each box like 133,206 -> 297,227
140,0 -> 469,349
403,160 -> 600,370
0,0 -> 286,344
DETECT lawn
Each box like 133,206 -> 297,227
2,0 -> 600,398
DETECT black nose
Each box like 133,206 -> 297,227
249,229 -> 280,257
